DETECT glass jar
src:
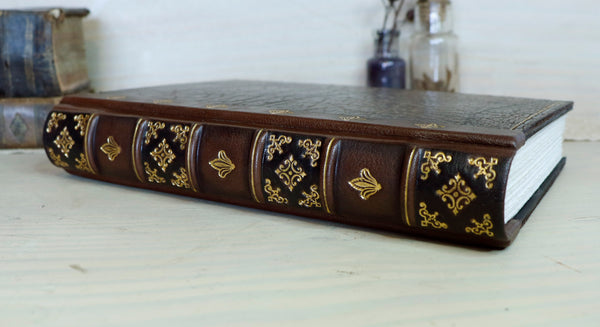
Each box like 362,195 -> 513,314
367,29 -> 406,89
409,0 -> 458,92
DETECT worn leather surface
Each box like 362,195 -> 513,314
0,97 -> 59,148
44,81 -> 573,248
0,8 -> 89,97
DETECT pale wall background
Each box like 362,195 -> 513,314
10,0 -> 600,140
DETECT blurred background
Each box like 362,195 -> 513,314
8,0 -> 599,140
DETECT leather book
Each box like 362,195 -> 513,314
42,81 -> 572,248
0,97 -> 61,148
0,8 -> 90,97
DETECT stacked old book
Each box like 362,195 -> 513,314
0,8 -> 89,148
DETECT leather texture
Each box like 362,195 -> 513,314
0,97 -> 60,148
43,81 -> 572,248
0,8 -> 89,97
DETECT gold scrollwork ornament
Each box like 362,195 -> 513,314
170,124 -> 190,150
54,127 -> 75,158
73,114 -> 91,136
418,202 -> 448,229
465,214 -> 494,237
275,155 -> 307,192
264,179 -> 288,204
171,167 -> 192,189
468,157 -> 499,189
150,139 -> 176,172
420,151 -> 453,180
47,148 -> 69,168
266,134 -> 292,161
75,153 -> 94,174
298,185 -> 322,208
145,121 -> 165,144
436,173 -> 477,215
46,112 -> 66,133
298,138 -> 322,167
144,162 -> 165,183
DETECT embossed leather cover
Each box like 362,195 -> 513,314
1,97 -> 60,148
42,81 -> 573,248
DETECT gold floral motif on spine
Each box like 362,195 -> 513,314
150,139 -> 176,172
298,138 -> 322,167
418,202 -> 448,229
100,136 -> 121,161
436,173 -> 477,215
266,134 -> 292,161
348,168 -> 382,200
420,151 -> 452,180
54,127 -> 75,158
46,112 -> 66,133
75,153 -> 94,173
275,155 -> 306,192
468,157 -> 499,189
465,214 -> 494,237
264,179 -> 288,204
144,162 -> 165,183
209,150 -> 236,178
73,114 -> 91,136
47,148 -> 69,168
170,125 -> 190,150
145,121 -> 165,144
171,167 -> 192,189
299,185 -> 322,208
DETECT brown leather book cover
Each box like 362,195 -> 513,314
42,81 -> 573,248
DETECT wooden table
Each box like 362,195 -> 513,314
1,142 -> 599,326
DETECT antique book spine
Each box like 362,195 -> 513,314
0,97 -> 61,148
43,104 -> 537,248
0,8 -> 89,97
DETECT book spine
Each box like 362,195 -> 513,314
43,106 -> 517,246
0,11 -> 61,97
0,99 -> 59,148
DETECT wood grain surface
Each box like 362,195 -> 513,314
1,142 -> 598,326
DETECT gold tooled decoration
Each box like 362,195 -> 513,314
298,138 -> 322,167
276,155 -> 307,192
47,148 -> 69,168
144,162 -> 165,183
75,153 -> 94,173
465,214 -> 494,237
144,121 -> 165,144
436,173 -> 477,215
269,109 -> 293,115
264,179 -> 288,204
418,202 -> 448,229
54,127 -> 75,158
339,116 -> 365,121
299,185 -> 322,208
420,151 -> 452,180
170,125 -> 190,150
46,112 -> 66,133
209,150 -> 236,178
73,114 -> 91,136
171,167 -> 191,189
415,123 -> 445,129
266,134 -> 292,161
100,136 -> 121,161
468,157 -> 499,189
348,168 -> 382,200
150,139 -> 176,172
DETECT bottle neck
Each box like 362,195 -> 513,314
373,29 -> 400,58
416,0 -> 453,34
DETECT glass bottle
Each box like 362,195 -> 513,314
409,0 -> 458,92
367,29 -> 406,89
